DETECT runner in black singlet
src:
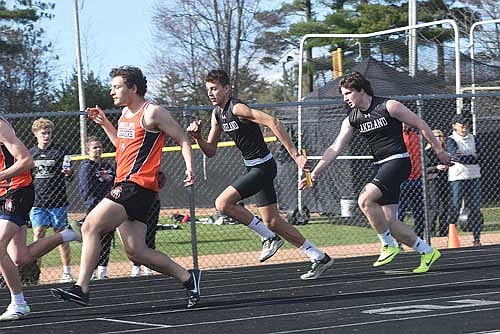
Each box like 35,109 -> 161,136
187,69 -> 334,280
304,71 -> 452,273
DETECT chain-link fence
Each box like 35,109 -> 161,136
4,91 -> 500,285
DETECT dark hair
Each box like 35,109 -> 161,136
338,71 -> 374,97
109,66 -> 147,96
205,69 -> 230,87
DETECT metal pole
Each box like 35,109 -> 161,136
469,19 -> 500,136
417,96 -> 431,245
183,110 -> 198,269
73,0 -> 87,154
408,0 -> 417,78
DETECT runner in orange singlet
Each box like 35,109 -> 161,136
51,66 -> 200,308
0,117 -> 81,322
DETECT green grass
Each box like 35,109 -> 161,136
29,217 -> 377,268
29,205 -> 500,269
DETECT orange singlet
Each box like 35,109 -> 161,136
0,118 -> 32,196
115,102 -> 165,192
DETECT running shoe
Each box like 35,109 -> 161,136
186,269 -> 201,308
59,272 -> 74,283
259,235 -> 285,262
0,304 -> 30,321
143,267 -> 153,276
51,284 -> 90,306
413,248 -> 441,273
300,254 -> 334,280
130,265 -> 141,277
373,245 -> 400,267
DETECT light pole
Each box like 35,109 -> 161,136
73,0 -> 87,154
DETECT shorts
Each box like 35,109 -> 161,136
105,181 -> 157,223
0,185 -> 34,227
370,157 -> 411,205
232,158 -> 277,207
30,205 -> 69,230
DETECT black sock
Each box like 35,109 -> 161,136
184,274 -> 194,290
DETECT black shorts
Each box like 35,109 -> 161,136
232,158 -> 277,207
370,157 -> 411,205
105,181 -> 157,223
0,185 -> 34,226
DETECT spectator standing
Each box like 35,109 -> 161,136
397,123 -> 425,238
425,129 -> 450,237
29,118 -> 74,283
78,136 -> 115,279
446,114 -> 482,246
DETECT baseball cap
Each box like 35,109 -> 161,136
451,113 -> 470,124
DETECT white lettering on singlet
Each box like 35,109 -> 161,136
359,117 -> 388,133
117,121 -> 136,139
222,121 -> 239,132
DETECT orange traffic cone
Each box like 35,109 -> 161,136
448,223 -> 461,248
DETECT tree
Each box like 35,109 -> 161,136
52,70 -> 114,111
0,0 -> 56,113
257,1 -> 334,94
151,0 -> 266,105
460,0 -> 500,62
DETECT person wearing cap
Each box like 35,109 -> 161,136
446,113 -> 482,246
425,129 -> 450,237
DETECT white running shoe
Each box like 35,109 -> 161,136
130,265 -> 141,277
0,304 -> 30,321
300,254 -> 335,280
143,267 -> 153,276
59,273 -> 74,283
259,235 -> 285,262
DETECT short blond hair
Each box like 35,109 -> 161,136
32,118 -> 54,133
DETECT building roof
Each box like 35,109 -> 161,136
305,57 -> 452,99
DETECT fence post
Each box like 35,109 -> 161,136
182,110 -> 199,269
417,95 -> 431,245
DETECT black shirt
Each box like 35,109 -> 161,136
78,159 -> 115,211
30,144 -> 70,208
348,96 -> 407,162
214,97 -> 270,160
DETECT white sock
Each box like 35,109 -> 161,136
377,229 -> 397,247
412,237 -> 433,254
11,292 -> 26,306
247,216 -> 275,239
60,229 -> 77,243
299,240 -> 325,261
63,266 -> 72,275
131,265 -> 141,275
98,266 -> 107,276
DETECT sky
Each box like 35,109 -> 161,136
44,0 -> 157,82
43,0 -> 285,87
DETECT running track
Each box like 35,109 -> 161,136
1,245 -> 500,333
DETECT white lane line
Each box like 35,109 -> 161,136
4,287 -> 500,331
265,306 -> 500,334
25,258 -> 500,314
96,317 -> 172,328
95,304 -> 500,334
4,275 -> 500,330
13,253 -> 500,310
